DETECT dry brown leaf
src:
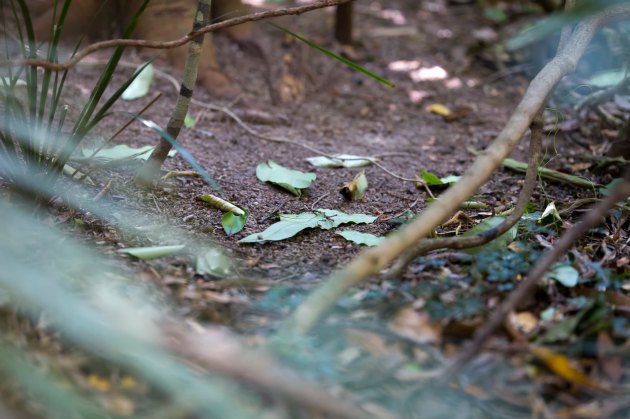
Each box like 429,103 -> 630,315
508,311 -> 539,336
388,307 -> 442,345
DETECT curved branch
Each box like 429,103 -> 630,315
280,3 -> 630,337
2,0 -> 352,71
384,108 -> 543,280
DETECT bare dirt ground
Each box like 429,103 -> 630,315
45,0 -> 630,416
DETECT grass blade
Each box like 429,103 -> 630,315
270,23 -> 395,88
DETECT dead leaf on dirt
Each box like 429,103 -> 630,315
389,307 -> 442,345
597,332 -> 623,384
426,103 -> 451,116
340,170 -> 368,201
508,311 -> 539,335
529,346 -> 610,392
345,328 -> 397,356
568,162 -> 593,172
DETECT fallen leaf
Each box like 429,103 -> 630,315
239,209 -> 378,243
337,230 -> 384,246
340,170 -> 368,200
305,154 -> 374,168
547,264 -> 579,288
122,62 -> 154,101
389,307 -> 442,345
118,245 -> 185,260
462,216 -> 517,254
530,346 -> 609,391
426,103 -> 451,116
256,160 -> 316,196
196,248 -> 232,277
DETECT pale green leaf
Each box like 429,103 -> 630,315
117,244 -> 185,259
256,160 -> 316,196
462,216 -> 517,254
305,154 -> 374,168
340,171 -> 368,201
122,63 -> 154,100
589,68 -> 626,88
184,113 -> 196,128
76,145 -> 176,163
239,209 -> 378,243
547,264 -> 579,288
196,248 -> 232,277
337,230 -> 384,246
539,202 -> 562,225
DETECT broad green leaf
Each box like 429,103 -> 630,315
337,230 -> 384,246
271,23 -> 395,88
117,244 -> 185,259
76,144 -> 176,163
239,209 -> 378,243
340,171 -> 368,201
547,264 -> 579,288
463,216 -> 518,254
420,169 -> 444,186
256,160 -> 316,196
599,178 -> 623,196
318,209 -> 378,228
196,248 -> 232,277
440,175 -> 461,184
221,211 -> 248,236
122,62 -> 154,100
239,213 -> 323,243
305,154 -> 374,168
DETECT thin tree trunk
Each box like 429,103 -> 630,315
135,0 -> 211,186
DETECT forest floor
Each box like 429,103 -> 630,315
41,0 -> 630,417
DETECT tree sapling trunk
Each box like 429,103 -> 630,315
334,1 -> 353,45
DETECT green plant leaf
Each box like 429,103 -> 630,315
336,230 -> 384,246
270,23 -> 395,88
184,113 -> 196,128
547,264 -> 579,288
122,62 -> 154,100
222,211 -> 248,236
239,209 -> 377,243
196,248 -> 232,277
256,160 -> 316,196
117,244 -> 185,259
420,169 -> 443,186
76,144 -> 177,163
462,216 -> 517,254
305,154 -> 374,168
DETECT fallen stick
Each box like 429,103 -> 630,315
280,2 -> 630,336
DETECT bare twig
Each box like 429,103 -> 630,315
384,109 -> 544,279
3,0 -> 352,71
279,2 -> 630,337
441,169 -> 630,381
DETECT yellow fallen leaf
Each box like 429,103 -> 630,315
426,103 -> 451,116
529,346 -> 608,392
87,373 -> 111,392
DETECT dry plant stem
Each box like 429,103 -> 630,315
4,0 -> 352,71
135,0 -> 210,186
280,3 -> 630,337
166,327 -> 372,419
384,110 -> 544,280
441,169 -> 630,381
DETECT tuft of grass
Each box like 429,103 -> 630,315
0,0 -> 150,201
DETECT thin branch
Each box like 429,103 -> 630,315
384,109 -> 544,280
2,0 -> 352,71
279,2 -> 630,337
441,169 -> 630,381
